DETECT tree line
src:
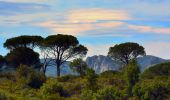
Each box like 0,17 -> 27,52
0,34 -> 145,77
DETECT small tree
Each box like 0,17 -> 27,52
16,64 -> 46,89
70,58 -> 88,77
5,47 -> 40,68
43,34 -> 88,76
85,68 -> 98,92
124,59 -> 140,96
38,39 -> 55,74
108,42 -> 145,65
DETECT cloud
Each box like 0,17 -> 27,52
128,25 -> 170,34
0,1 -> 50,16
34,8 -> 130,35
36,21 -> 126,36
67,8 -> 131,23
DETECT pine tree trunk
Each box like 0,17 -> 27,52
57,65 -> 60,77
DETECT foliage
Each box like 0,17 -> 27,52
85,68 -> 98,92
133,76 -> 170,100
0,72 -> 15,80
70,58 -> 88,76
16,64 -> 46,89
95,86 -> 126,100
0,55 -> 5,68
43,34 -> 88,76
141,62 -> 170,79
124,59 -> 140,96
100,70 -> 119,78
0,92 -> 7,100
40,78 -> 65,98
57,75 -> 77,82
5,47 -> 40,68
81,89 -> 95,100
4,35 -> 43,50
108,42 -> 145,65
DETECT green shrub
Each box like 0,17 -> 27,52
57,75 -> 77,82
0,72 -> 15,80
41,94 -> 65,100
0,92 -> 7,100
123,59 -> 140,96
100,70 -> 119,78
85,68 -> 98,92
133,77 -> 170,100
40,78 -> 65,98
141,62 -> 170,79
16,64 -> 46,89
81,89 -> 95,100
95,86 -> 126,100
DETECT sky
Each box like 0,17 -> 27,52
0,0 -> 170,59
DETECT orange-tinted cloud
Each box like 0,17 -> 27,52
35,8 -> 129,35
67,8 -> 130,23
35,8 -> 170,36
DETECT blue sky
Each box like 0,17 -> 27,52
0,0 -> 170,59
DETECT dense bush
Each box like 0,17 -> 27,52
40,78 -> 64,98
100,70 -> 119,78
0,72 -> 15,80
0,92 -> 7,100
57,75 -> 77,82
81,86 -> 127,100
133,77 -> 170,100
5,47 -> 40,68
81,89 -> 94,100
141,62 -> 170,79
95,86 -> 126,100
16,64 -> 46,88
85,68 -> 98,91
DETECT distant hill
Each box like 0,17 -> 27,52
1,55 -> 169,77
86,55 -> 170,73
137,55 -> 169,71
86,55 -> 121,73
45,55 -> 170,76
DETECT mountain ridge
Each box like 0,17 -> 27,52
45,55 -> 170,76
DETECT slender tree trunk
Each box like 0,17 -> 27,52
43,65 -> 46,74
57,64 -> 60,77
42,62 -> 47,74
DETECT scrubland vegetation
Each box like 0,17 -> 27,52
0,61 -> 169,100
0,34 -> 170,100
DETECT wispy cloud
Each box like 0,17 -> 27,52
0,1 -> 50,16
34,8 -> 130,35
128,25 -> 170,34
67,8 -> 131,23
